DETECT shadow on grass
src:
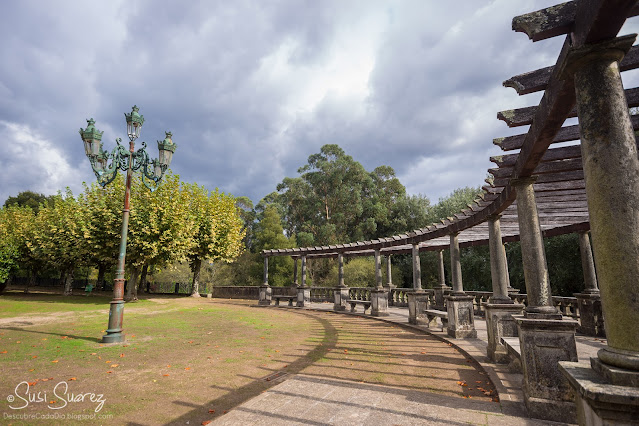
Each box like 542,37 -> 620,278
0,326 -> 101,343
156,310 -> 339,426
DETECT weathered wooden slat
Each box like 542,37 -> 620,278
504,44 -> 639,96
495,114 -> 639,151
491,144 -> 582,168
498,86 -> 639,127
512,2 -> 577,42
533,180 -> 585,192
490,157 -> 583,178
512,1 -> 639,42
493,170 -> 584,187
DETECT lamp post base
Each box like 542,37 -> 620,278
101,298 -> 126,344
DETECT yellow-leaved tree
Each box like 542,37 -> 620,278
186,184 -> 245,297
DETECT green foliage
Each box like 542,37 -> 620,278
324,257 -> 376,287
3,191 -> 54,214
253,206 -> 294,286
428,186 -> 482,224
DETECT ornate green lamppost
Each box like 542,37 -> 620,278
79,105 -> 177,343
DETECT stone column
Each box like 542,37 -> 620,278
408,244 -> 429,325
433,249 -> 451,311
333,253 -> 349,311
293,257 -> 299,287
512,177 -> 578,422
412,244 -> 421,291
504,243 -> 518,295
370,249 -> 389,316
258,256 -> 271,305
297,256 -> 310,307
445,232 -> 476,338
574,231 -> 605,337
385,255 -> 396,306
557,35 -> 639,425
484,215 -> 524,363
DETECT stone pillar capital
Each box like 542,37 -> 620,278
559,34 -> 636,80
487,214 -> 502,222
510,176 -> 538,187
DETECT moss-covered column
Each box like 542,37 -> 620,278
408,246 -> 428,324
433,249 -> 451,311
412,243 -> 421,291
575,231 -> 605,337
487,215 -> 513,303
333,253 -> 348,311
559,36 -> 639,425
293,257 -> 299,287
569,35 -> 639,375
371,249 -> 389,316
446,232 -> 476,338
258,256 -> 271,305
485,215 -> 523,362
512,177 -> 559,319
297,256 -> 309,307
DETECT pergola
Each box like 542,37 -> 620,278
261,2 -> 639,423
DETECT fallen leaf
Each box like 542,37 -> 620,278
421,352 -> 426,354
185,367 -> 191,370
90,353 -> 97,356
51,360 -> 59,363
29,369 -> 35,372
28,381 -> 37,386
105,361 -> 112,364
208,409 -> 215,414
106,371 -> 113,374
120,353 -> 125,358
0,351 -> 7,354
49,400 -> 56,404
163,374 -> 170,377
167,365 -> 171,368
41,378 -> 49,382
111,364 -> 119,368
69,378 -> 76,381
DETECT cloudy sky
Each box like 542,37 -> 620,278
1,1 -> 637,207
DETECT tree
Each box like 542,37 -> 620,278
79,174 -> 126,290
253,205 -> 294,286
125,173 -> 195,301
0,206 -> 35,286
187,185 -> 245,297
31,189 -> 87,295
3,191 -> 54,214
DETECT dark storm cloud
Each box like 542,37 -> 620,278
0,0 -> 577,205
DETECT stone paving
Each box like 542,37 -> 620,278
213,303 -> 605,425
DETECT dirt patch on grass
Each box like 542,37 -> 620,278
0,296 -> 497,425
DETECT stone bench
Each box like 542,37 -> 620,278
424,309 -> 448,331
500,337 -> 522,373
346,300 -> 372,314
272,295 -> 296,306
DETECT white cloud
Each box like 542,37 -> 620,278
0,121 -> 87,203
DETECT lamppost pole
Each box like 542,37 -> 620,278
80,105 -> 176,344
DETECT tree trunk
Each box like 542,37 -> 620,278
25,269 -> 35,293
96,263 -> 106,291
191,258 -> 202,297
125,265 -> 141,301
63,268 -> 74,296
140,264 -> 149,294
